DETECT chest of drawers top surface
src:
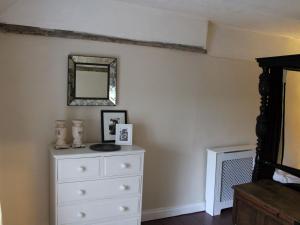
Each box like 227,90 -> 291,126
50,144 -> 145,159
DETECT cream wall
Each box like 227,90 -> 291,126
0,32 -> 259,225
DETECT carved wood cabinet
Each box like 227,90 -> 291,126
233,180 -> 300,225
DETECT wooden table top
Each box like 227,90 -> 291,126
234,180 -> 300,223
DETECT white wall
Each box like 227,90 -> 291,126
0,0 -> 208,48
207,23 -> 300,61
0,32 -> 259,225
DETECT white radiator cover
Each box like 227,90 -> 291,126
205,145 -> 256,216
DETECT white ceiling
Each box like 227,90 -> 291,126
1,0 -> 300,39
114,0 -> 300,39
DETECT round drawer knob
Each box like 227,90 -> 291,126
121,163 -> 130,169
119,185 -> 129,191
77,166 -> 86,172
77,189 -> 86,195
119,206 -> 129,212
77,212 -> 86,218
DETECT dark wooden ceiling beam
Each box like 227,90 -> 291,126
0,23 -> 207,53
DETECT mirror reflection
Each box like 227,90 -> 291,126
75,64 -> 109,99
279,70 -> 300,169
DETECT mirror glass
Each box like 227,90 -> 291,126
278,70 -> 300,169
68,55 -> 117,106
75,64 -> 108,98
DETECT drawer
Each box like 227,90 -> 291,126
58,158 -> 100,181
90,218 -> 139,225
104,155 -> 142,177
58,197 -> 140,224
58,177 -> 141,203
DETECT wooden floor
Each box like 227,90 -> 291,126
142,209 -> 233,225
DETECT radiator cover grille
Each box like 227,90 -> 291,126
220,157 -> 253,202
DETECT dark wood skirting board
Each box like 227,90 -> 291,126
0,23 -> 207,53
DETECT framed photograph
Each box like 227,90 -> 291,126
101,110 -> 127,142
115,124 -> 133,145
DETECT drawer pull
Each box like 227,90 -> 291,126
77,166 -> 86,172
77,189 -> 86,195
121,163 -> 130,169
119,206 -> 129,212
119,185 -> 130,191
77,212 -> 86,218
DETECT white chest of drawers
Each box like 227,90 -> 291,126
50,144 -> 145,225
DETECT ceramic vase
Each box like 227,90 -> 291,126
72,120 -> 84,147
55,120 -> 68,148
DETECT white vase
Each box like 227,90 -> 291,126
72,120 -> 84,147
55,120 -> 67,148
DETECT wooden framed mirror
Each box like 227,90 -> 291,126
254,54 -> 300,181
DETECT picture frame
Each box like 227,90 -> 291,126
101,110 -> 127,143
115,124 -> 133,145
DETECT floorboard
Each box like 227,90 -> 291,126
142,208 -> 233,225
